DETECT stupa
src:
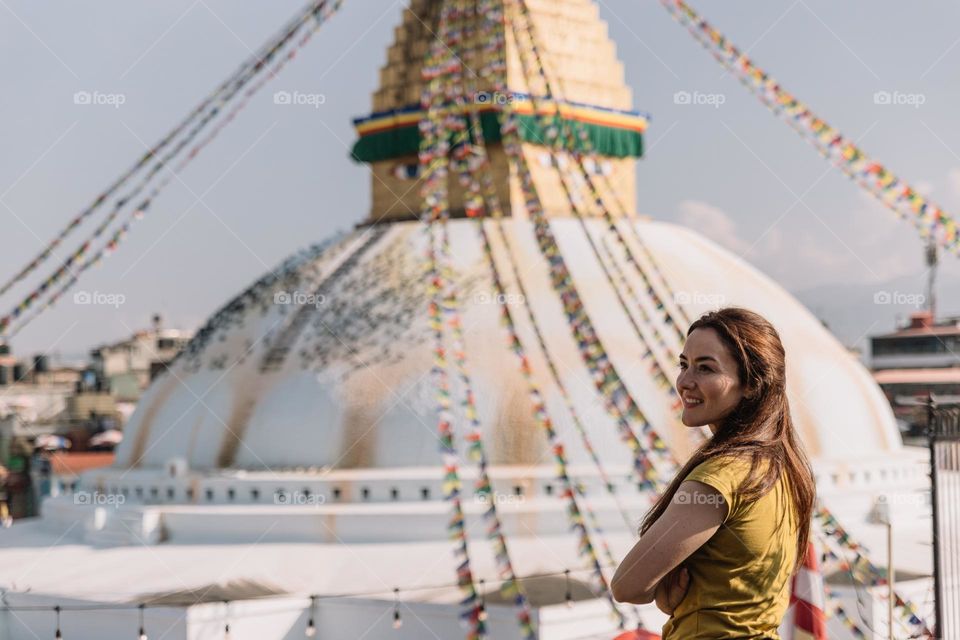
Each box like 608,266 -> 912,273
0,1 -> 933,638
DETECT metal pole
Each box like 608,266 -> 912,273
928,393 -> 943,639
887,519 -> 894,639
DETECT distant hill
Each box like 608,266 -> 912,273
790,272 -> 960,363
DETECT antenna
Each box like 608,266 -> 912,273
926,238 -> 938,319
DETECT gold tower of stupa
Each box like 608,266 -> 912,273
350,0 -> 647,222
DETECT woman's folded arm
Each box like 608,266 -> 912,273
610,480 -> 727,605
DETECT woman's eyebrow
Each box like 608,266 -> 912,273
682,355 -> 719,363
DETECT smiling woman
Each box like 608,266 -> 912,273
611,307 -> 816,640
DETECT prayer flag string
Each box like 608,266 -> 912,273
0,1 -> 343,337
661,0 -> 959,255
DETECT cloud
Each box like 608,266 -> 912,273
676,199 -> 750,254
948,167 -> 960,200
673,197 -> 915,289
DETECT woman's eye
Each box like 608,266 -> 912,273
678,362 -> 687,370
699,365 -> 713,373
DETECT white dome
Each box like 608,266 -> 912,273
114,218 -> 900,473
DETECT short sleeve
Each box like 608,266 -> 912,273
684,456 -> 750,522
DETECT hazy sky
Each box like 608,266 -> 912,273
2,0 -> 959,360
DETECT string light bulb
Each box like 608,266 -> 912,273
477,579 -> 488,622
392,587 -> 402,629
223,600 -> 231,640
138,603 -> 148,640
54,604 -> 62,639
564,569 -> 574,609
305,595 -> 317,637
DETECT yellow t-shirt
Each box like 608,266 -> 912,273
661,455 -> 797,639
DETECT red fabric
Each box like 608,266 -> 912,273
788,541 -> 827,639
612,630 -> 660,640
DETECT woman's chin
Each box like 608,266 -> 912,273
681,412 -> 709,427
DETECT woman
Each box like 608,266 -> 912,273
611,307 -> 816,639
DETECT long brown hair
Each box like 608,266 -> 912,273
640,307 -> 815,575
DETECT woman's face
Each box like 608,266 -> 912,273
677,327 -> 745,429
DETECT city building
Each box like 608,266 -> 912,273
871,310 -> 960,436
89,314 -> 192,407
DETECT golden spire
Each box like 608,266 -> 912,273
355,0 -> 643,223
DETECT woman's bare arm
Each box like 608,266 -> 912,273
654,565 -> 690,614
610,480 -> 728,604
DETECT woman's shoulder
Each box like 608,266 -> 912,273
682,455 -> 751,516
687,453 -> 754,480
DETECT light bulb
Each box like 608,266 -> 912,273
305,618 -> 316,637
392,587 -> 402,629
139,632 -> 148,640
477,579 -> 487,622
